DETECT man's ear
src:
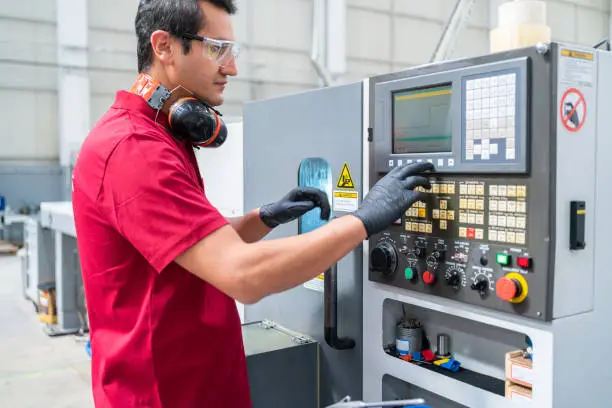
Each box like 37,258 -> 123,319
150,30 -> 174,64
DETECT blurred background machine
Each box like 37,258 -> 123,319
242,41 -> 612,407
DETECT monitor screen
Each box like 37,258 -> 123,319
392,83 -> 453,154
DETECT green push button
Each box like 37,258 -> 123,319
496,253 -> 510,266
405,267 -> 415,280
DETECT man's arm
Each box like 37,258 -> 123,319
226,208 -> 272,243
176,214 -> 366,304
176,162 -> 434,305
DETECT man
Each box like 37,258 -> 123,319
72,0 -> 434,407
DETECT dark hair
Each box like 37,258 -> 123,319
135,0 -> 237,72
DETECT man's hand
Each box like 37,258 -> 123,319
259,186 -> 331,228
353,162 -> 434,237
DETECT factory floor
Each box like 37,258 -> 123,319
0,255 -> 94,407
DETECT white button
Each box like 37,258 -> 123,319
397,160 -> 403,166
407,160 -> 413,164
389,159 -> 394,167
448,158 -> 455,166
427,159 -> 433,163
437,158 -> 444,167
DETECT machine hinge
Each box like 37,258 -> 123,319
367,127 -> 373,142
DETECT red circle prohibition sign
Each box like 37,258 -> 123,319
559,87 -> 586,132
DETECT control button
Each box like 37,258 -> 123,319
444,268 -> 462,288
480,256 -> 488,266
496,253 -> 511,266
423,271 -> 436,285
496,277 -> 521,301
370,242 -> 398,276
467,228 -> 476,239
517,256 -> 532,269
414,246 -> 426,258
426,252 -> 443,269
471,277 -> 489,295
404,267 -> 415,280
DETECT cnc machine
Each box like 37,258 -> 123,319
243,42 -> 612,407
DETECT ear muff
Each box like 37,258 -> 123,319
168,97 -> 228,148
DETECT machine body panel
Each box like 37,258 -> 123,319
242,82 -> 364,406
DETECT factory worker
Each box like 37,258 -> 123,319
71,1 -> 435,407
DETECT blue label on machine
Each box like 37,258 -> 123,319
298,158 -> 333,234
0,195 -> 5,212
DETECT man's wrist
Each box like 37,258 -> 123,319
258,205 -> 278,229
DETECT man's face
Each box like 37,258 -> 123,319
171,1 -> 238,107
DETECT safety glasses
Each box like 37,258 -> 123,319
182,33 -> 240,66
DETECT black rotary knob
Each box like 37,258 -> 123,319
471,276 -> 489,295
370,242 -> 398,276
445,269 -> 461,288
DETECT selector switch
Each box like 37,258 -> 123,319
480,256 -> 488,266
471,277 -> 489,295
414,246 -> 427,258
423,271 -> 437,285
370,242 -> 398,276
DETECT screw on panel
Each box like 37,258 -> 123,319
535,42 -> 550,55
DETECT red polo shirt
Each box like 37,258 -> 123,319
72,90 -> 252,407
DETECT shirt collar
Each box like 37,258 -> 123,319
112,90 -> 171,129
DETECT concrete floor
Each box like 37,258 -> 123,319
0,255 -> 94,407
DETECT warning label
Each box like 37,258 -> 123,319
336,163 -> 355,189
559,47 -> 595,88
560,88 -> 586,132
303,273 -> 325,292
333,190 -> 359,212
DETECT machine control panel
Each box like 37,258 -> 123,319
369,177 -> 534,312
369,57 -> 550,321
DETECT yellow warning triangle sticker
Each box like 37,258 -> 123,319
336,162 -> 355,189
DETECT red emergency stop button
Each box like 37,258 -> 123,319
517,256 -> 532,269
496,277 -> 520,301
423,271 -> 436,285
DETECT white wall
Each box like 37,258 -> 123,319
0,0 -> 610,161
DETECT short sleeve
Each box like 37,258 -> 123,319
99,133 -> 229,273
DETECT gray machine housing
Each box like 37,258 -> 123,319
243,82 -> 364,406
363,43 -> 611,407
22,217 -> 56,305
242,42 -> 612,407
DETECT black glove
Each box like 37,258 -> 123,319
353,162 -> 434,237
259,186 -> 331,228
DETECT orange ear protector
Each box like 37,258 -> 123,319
130,73 -> 227,148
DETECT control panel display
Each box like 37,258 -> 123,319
392,83 -> 453,154
373,57 -> 528,174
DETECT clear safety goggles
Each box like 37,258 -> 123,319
182,33 -> 240,66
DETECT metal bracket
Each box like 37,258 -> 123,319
257,319 -> 314,345
326,395 -> 427,408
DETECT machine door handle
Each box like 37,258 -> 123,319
324,262 -> 356,350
